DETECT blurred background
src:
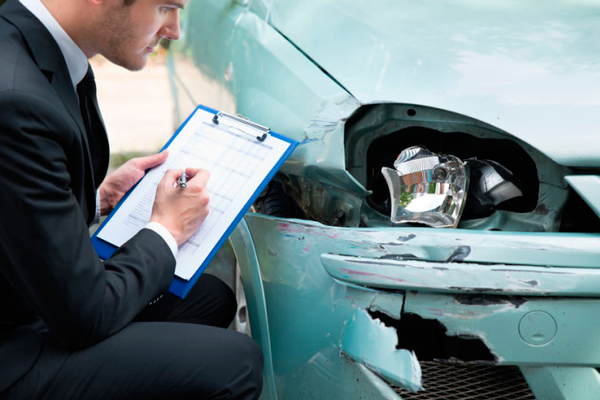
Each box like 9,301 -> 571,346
90,50 -> 175,167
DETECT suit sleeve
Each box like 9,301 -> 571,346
0,90 -> 176,349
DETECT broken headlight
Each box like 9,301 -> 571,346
381,146 -> 523,228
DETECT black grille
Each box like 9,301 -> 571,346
395,362 -> 536,400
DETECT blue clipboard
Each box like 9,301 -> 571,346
91,105 -> 298,298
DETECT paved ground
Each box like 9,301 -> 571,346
91,54 -> 175,156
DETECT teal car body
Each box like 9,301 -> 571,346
166,1 -> 600,399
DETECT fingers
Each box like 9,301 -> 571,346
152,167 -> 211,246
131,150 -> 169,170
163,168 -> 210,190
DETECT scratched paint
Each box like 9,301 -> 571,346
321,254 -> 600,297
339,267 -> 407,285
304,94 -> 361,141
276,223 -> 339,239
269,219 -> 600,268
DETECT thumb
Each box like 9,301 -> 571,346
135,150 -> 169,170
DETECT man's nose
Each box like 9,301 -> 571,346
158,13 -> 181,41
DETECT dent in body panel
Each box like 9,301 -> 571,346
304,94 -> 361,142
280,95 -> 365,227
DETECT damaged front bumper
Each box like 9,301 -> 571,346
231,213 -> 600,400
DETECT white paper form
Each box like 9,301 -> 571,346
97,108 -> 292,280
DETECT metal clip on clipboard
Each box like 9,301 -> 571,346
212,111 -> 270,142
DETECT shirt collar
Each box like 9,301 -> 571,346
19,0 -> 88,87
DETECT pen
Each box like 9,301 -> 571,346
178,170 -> 188,189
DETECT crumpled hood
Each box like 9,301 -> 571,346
255,0 -> 600,166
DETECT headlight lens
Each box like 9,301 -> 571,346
381,146 -> 468,228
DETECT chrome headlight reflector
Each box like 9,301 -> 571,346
381,146 -> 524,228
381,146 -> 468,228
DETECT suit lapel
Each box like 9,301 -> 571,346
0,0 -> 86,135
0,0 -> 109,223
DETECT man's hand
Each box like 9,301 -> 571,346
151,168 -> 210,246
98,151 -> 169,215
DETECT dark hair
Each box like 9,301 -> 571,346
123,0 -> 136,6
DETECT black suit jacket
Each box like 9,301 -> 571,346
0,0 -> 176,391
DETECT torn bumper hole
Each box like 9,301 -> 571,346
368,310 -> 496,363
340,308 -> 535,399
340,310 -> 423,393
339,307 -> 498,394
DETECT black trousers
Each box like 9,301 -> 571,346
1,274 -> 264,400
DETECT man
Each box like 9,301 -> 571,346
0,0 -> 264,398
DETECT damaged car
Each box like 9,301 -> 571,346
165,0 -> 600,399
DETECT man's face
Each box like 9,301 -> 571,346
95,0 -> 187,71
